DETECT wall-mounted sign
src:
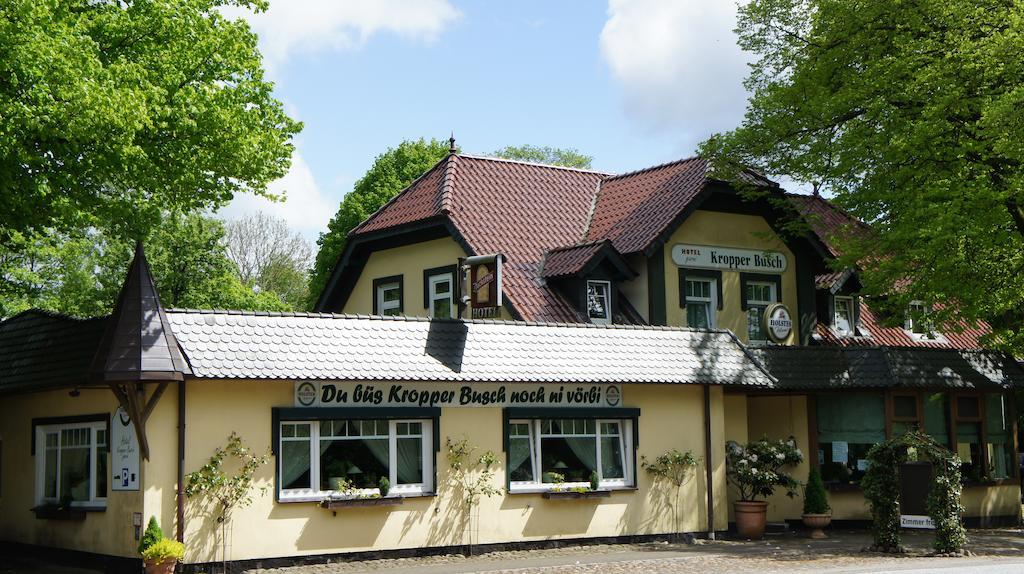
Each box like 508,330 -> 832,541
900,515 -> 935,529
764,303 -> 794,343
294,381 -> 623,409
671,244 -> 787,273
111,407 -> 140,491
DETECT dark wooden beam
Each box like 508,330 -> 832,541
142,381 -> 169,423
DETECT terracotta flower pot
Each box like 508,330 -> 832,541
144,558 -> 177,574
802,513 -> 832,539
734,500 -> 768,539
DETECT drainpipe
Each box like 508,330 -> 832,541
176,379 -> 186,542
703,384 -> 715,540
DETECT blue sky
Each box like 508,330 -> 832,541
220,1 -> 753,241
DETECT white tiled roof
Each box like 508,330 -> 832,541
166,311 -> 775,387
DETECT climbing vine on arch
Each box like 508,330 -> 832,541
860,430 -> 966,554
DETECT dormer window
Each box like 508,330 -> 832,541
587,280 -> 612,325
834,296 -> 855,337
905,301 -> 937,339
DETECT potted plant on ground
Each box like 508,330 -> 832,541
801,467 -> 832,539
725,438 -> 803,539
141,538 -> 185,574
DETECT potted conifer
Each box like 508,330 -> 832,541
801,467 -> 832,539
726,438 -> 803,539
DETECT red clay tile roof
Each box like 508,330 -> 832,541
539,241 -> 609,279
585,157 -> 710,254
816,302 -> 990,349
352,154 -> 607,322
786,193 -> 871,258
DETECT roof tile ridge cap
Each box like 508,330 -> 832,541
581,177 -> 604,242
0,308 -> 101,324
729,331 -> 779,385
457,153 -> 612,176
439,153 -> 458,214
600,155 -> 703,183
351,156 -> 450,235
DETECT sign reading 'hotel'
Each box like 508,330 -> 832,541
295,381 -> 622,409
671,243 -> 787,273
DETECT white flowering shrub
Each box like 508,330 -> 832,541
725,438 -> 803,501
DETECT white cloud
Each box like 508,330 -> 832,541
226,0 -> 462,67
220,152 -> 336,240
600,0 -> 751,148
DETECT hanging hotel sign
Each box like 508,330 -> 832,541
764,303 -> 794,343
294,381 -> 623,409
671,244 -> 787,273
460,254 -> 503,319
111,407 -> 140,491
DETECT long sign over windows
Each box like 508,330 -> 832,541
294,381 -> 623,409
671,244 -> 787,273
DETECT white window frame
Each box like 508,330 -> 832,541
684,277 -> 717,329
278,418 -> 434,502
587,280 -> 612,325
427,272 -> 454,319
833,295 -> 855,337
904,300 -> 943,341
34,421 -> 107,508
507,418 -> 634,493
745,281 -> 777,344
376,282 -> 402,316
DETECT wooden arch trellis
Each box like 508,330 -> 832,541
861,430 -> 967,554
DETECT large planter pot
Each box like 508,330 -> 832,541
802,513 -> 832,539
144,558 -> 177,574
734,500 -> 769,539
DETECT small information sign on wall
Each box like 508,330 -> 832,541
111,407 -> 140,491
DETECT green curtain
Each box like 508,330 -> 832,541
817,394 -> 885,444
923,393 -> 949,444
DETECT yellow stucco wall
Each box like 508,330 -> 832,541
663,210 -> 799,345
173,380 -> 729,564
0,388 -> 143,557
620,254 -> 649,323
744,395 -> 810,521
342,236 -> 512,320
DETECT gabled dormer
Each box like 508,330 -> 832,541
539,240 -> 638,325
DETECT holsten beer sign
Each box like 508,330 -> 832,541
671,244 -> 787,273
764,303 -> 794,343
295,381 -> 623,409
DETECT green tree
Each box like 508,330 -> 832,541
225,212 -> 312,309
0,0 -> 300,241
700,0 -> 1024,354
308,138 -> 451,307
492,145 -> 593,169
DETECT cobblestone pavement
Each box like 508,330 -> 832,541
248,529 -> 1024,574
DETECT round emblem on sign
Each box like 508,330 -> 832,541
763,303 -> 793,343
605,385 -> 621,407
296,381 -> 317,407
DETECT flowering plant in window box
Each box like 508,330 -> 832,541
726,438 -> 803,538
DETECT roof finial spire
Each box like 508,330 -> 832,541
449,131 -> 457,154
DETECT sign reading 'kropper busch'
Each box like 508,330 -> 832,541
671,244 -> 787,273
294,381 -> 623,409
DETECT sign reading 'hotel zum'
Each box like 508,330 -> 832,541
295,381 -> 623,409
671,244 -> 788,273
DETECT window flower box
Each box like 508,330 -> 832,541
542,489 -> 611,500
319,496 -> 403,510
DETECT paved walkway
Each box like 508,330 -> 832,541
249,529 -> 1024,574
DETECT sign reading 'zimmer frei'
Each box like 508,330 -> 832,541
294,381 -> 623,409
671,244 -> 787,273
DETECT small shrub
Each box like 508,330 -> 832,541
141,538 -> 185,564
378,476 -> 391,497
138,516 -> 163,554
589,470 -> 600,491
802,467 -> 831,515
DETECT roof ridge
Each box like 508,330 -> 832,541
545,239 -> 608,253
166,307 -> 742,335
0,308 -> 107,326
581,177 -> 603,242
350,156 -> 450,236
439,153 -> 458,214
600,155 -> 704,183
457,153 -> 611,176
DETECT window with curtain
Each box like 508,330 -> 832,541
745,281 -> 776,343
954,395 -> 984,481
36,421 -> 107,507
985,394 -> 1013,480
816,394 -> 885,483
587,281 -> 612,325
278,418 -> 433,500
833,296 -> 855,336
507,418 -> 632,490
685,278 -> 716,329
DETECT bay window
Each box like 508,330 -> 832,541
35,420 -> 107,507
506,414 -> 635,491
277,415 -> 433,501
